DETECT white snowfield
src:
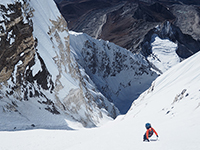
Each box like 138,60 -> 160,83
1,38 -> 200,150
147,34 -> 180,73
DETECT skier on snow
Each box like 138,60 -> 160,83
143,123 -> 158,142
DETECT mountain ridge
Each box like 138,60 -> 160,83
69,31 -> 158,113
56,0 -> 200,55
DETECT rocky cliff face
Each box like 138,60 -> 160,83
0,0 -> 119,130
56,0 -> 200,56
170,4 -> 200,41
99,1 -> 176,52
0,1 -> 44,101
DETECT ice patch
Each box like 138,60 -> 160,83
147,35 -> 180,73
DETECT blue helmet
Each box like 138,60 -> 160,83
145,123 -> 151,129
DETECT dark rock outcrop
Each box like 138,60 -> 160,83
0,1 -> 58,114
133,2 -> 175,22
99,1 -> 176,52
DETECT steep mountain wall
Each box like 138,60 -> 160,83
0,0 -> 118,130
70,31 -> 158,114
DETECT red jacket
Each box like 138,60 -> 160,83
146,127 -> 158,140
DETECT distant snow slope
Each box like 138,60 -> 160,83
69,31 -> 158,114
0,46 -> 200,150
147,34 -> 180,73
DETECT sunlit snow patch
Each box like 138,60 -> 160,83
147,35 -> 180,73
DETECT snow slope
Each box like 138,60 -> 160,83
1,37 -> 200,150
142,21 -> 200,74
147,34 -> 180,73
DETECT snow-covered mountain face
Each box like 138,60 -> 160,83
69,20 -> 199,114
70,31 -> 158,114
121,50 -> 200,150
0,0 -> 119,130
147,35 -> 179,73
